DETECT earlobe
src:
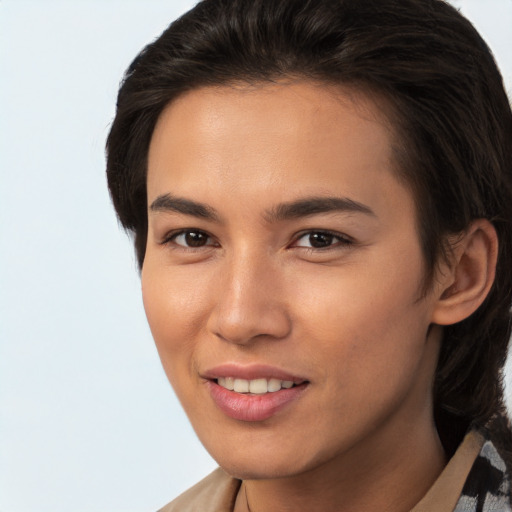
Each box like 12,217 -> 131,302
431,219 -> 498,326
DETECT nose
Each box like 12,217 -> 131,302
206,250 -> 292,345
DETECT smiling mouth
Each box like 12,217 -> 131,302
207,375 -> 309,421
216,377 -> 300,394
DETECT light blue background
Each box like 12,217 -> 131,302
1,1 -> 511,511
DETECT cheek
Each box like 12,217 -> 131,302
290,250 -> 430,377
141,264 -> 208,365
141,265 -> 213,419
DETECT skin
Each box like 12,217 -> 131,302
142,82 -> 464,512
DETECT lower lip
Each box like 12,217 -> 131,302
207,381 -> 308,422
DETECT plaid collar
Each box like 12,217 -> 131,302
454,437 -> 511,512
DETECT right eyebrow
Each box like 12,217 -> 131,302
264,196 -> 376,223
149,194 -> 221,222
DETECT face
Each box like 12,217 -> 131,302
142,82 -> 443,480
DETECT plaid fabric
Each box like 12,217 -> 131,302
454,439 -> 511,512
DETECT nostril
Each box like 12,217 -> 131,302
208,307 -> 292,345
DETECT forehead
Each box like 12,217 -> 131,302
146,82 -> 417,229
152,81 -> 394,141
147,81 -> 399,194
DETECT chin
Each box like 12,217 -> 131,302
219,458 -> 305,481
201,434 -> 322,481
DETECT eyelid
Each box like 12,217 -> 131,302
291,229 -> 354,249
160,228 -> 218,248
158,227 -> 353,251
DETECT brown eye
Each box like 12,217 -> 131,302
308,232 -> 335,248
172,230 -> 212,248
293,230 -> 352,250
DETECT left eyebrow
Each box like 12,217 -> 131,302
264,196 -> 376,223
149,194 -> 220,222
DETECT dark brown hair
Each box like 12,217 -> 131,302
106,0 -> 512,458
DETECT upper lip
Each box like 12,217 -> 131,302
202,363 -> 308,383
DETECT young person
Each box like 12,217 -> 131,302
106,0 -> 512,510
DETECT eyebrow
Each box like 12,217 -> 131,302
264,196 -> 376,222
150,194 -> 220,221
149,193 -> 375,223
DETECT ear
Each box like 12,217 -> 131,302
431,219 -> 498,326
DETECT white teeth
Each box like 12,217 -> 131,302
267,378 -> 281,392
217,377 -> 297,394
234,378 -> 250,393
249,378 -> 268,394
218,377 -> 234,390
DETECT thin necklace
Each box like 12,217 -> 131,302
244,483 -> 252,512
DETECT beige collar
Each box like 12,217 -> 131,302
411,429 -> 484,512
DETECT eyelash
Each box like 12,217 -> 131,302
160,229 -> 353,251
161,229 -> 218,250
292,230 -> 353,250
